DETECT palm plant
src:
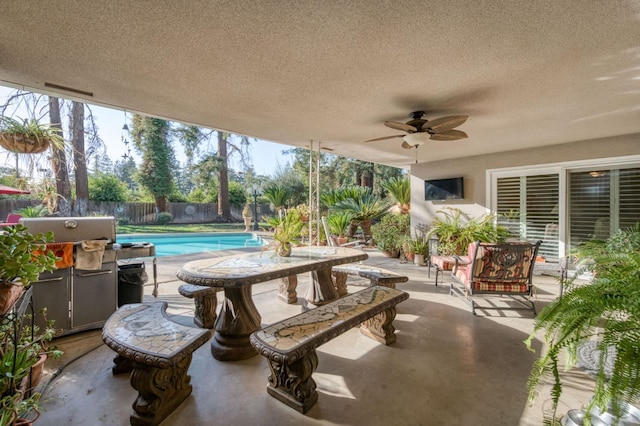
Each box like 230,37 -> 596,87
332,193 -> 393,242
262,185 -> 291,214
327,212 -> 352,238
525,223 -> 640,423
382,176 -> 410,214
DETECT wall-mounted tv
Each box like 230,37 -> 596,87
424,177 -> 464,201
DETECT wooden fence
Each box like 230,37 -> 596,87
0,199 -> 272,224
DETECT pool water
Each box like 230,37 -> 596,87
116,232 -> 266,257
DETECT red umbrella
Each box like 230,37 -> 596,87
0,184 -> 30,195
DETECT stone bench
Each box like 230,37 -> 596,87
249,286 -> 409,414
331,264 -> 409,296
102,302 -> 212,426
178,284 -> 220,329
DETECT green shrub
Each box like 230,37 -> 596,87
371,213 -> 410,252
156,212 -> 173,225
117,217 -> 130,226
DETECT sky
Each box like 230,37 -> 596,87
0,85 -> 291,177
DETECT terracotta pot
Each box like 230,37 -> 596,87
405,253 -> 415,262
383,249 -> 400,258
331,236 -> 349,246
20,354 -> 47,392
0,133 -> 51,154
0,282 -> 25,315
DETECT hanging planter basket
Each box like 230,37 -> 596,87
0,133 -> 51,154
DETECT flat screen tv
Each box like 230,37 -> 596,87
424,177 -> 464,201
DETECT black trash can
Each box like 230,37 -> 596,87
117,261 -> 148,306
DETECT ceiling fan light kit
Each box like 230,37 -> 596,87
366,111 -> 469,149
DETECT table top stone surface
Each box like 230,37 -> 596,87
103,302 -> 206,358
176,246 -> 368,287
253,286 -> 405,351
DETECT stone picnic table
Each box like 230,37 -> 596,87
175,246 -> 368,361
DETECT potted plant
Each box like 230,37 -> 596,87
0,225 -> 58,315
412,234 -> 430,266
401,236 -> 416,263
327,213 -> 351,246
0,116 -> 64,154
242,204 -> 253,231
426,207 -> 510,256
0,308 -> 63,425
371,213 -> 410,258
272,209 -> 304,257
525,223 -> 640,424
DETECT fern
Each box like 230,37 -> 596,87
526,223 -> 640,419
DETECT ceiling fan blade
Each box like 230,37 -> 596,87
384,121 -> 417,132
365,134 -> 404,143
424,115 -> 468,133
429,130 -> 468,141
401,141 -> 415,149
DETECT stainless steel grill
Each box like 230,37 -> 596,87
20,217 -> 118,335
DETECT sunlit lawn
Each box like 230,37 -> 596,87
116,223 -> 267,234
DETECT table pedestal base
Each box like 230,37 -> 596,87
212,286 -> 261,361
303,268 -> 339,309
278,275 -> 298,304
211,333 -> 257,361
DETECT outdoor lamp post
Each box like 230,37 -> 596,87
251,183 -> 262,231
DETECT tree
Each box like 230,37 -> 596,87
131,115 -> 175,212
48,96 -> 71,215
88,173 -> 128,202
71,101 -> 89,216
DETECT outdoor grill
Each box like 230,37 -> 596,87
20,217 -> 118,335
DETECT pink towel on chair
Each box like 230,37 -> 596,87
75,240 -> 107,270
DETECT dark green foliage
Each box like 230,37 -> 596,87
88,173 -> 128,202
525,223 -> 640,422
131,115 -> 175,211
263,185 -> 292,211
156,212 -> 173,225
371,213 -> 410,252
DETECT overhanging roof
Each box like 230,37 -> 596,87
1,1 -> 639,168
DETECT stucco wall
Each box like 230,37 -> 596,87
410,133 -> 640,228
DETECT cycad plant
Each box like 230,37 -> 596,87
382,176 -> 410,214
525,223 -> 640,423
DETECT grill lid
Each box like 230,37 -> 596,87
19,217 -> 116,242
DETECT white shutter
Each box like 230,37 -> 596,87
496,174 -> 559,258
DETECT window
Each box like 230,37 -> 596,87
568,167 -> 640,249
496,174 -> 559,258
491,156 -> 640,260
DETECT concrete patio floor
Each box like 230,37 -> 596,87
37,248 -> 597,425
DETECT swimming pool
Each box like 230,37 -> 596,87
116,232 -> 266,257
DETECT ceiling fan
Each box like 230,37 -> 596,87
366,111 -> 468,149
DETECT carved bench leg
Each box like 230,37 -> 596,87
360,306 -> 398,345
266,350 -> 319,414
193,293 -> 217,329
129,355 -> 193,426
332,271 -> 349,297
278,275 -> 298,304
112,354 -> 133,375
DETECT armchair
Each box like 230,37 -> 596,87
450,240 -> 541,315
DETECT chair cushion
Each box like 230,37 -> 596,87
430,255 -> 456,271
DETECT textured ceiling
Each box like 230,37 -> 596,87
1,1 -> 639,168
